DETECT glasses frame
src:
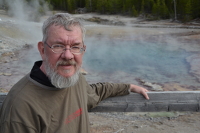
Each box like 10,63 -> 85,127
44,42 -> 85,55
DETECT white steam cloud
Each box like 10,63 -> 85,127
0,0 -> 52,67
3,0 -> 49,21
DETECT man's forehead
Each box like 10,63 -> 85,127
49,35 -> 82,44
48,25 -> 83,42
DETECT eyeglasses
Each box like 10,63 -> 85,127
45,42 -> 85,55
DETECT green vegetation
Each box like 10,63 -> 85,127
48,0 -> 200,21
2,0 -> 200,22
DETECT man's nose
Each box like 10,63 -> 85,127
61,48 -> 74,60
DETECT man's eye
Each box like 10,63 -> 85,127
53,45 -> 64,48
72,46 -> 80,50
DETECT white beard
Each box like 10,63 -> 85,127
44,58 -> 80,89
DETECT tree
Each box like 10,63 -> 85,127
184,0 -> 192,21
185,0 -> 192,15
76,0 -> 85,8
85,0 -> 89,11
191,0 -> 200,18
85,0 -> 92,12
67,0 -> 73,12
160,0 -> 169,19
107,0 -> 116,14
143,0 -> 154,14
116,0 -> 123,14
140,0 -> 144,14
131,5 -> 138,17
173,0 -> 177,20
96,0 -> 107,14
123,0 -> 134,14
152,1 -> 159,17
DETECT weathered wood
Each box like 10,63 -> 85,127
1,91 -> 200,112
89,91 -> 200,112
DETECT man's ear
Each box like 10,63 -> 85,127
38,41 -> 45,60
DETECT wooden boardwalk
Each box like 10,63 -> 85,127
1,91 -> 200,112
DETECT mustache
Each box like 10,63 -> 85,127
56,60 -> 77,66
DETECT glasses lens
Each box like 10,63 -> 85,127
51,45 -> 84,54
52,45 -> 64,53
71,47 -> 82,54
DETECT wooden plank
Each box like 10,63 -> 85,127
169,103 -> 199,111
89,91 -> 200,112
1,91 -> 200,112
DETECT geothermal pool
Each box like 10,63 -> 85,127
83,36 -> 200,89
3,22 -> 199,91
1,11 -> 200,91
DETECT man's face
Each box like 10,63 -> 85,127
39,25 -> 85,78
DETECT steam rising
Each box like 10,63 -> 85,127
4,0 -> 49,21
0,0 -> 51,67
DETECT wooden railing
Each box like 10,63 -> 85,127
1,91 -> 200,112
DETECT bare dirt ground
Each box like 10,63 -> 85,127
0,10 -> 200,133
89,112 -> 200,133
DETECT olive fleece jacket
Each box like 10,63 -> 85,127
0,65 -> 130,133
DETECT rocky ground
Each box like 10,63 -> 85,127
1,10 -> 200,132
89,112 -> 200,133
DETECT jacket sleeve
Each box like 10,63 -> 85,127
87,82 -> 130,109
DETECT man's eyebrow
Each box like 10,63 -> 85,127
72,42 -> 82,46
53,41 -> 83,46
54,41 -> 64,44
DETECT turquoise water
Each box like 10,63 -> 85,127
83,37 -> 199,87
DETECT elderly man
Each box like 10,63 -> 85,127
0,13 -> 149,133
